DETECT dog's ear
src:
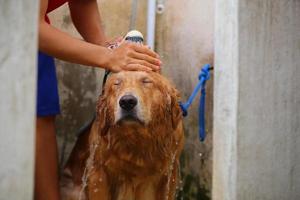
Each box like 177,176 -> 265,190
167,86 -> 182,130
96,94 -> 110,136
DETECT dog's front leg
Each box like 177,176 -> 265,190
87,167 -> 110,200
156,163 -> 179,200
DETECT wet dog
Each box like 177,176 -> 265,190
61,71 -> 184,200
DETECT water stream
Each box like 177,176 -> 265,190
78,140 -> 100,200
165,149 -> 178,200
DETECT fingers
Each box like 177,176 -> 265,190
105,36 -> 123,48
109,36 -> 123,42
129,58 -> 160,71
110,42 -> 162,72
132,44 -> 160,59
125,64 -> 153,72
114,36 -> 123,43
132,51 -> 161,67
124,42 -> 161,71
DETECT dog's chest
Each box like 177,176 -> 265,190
115,179 -> 157,200
103,149 -> 168,178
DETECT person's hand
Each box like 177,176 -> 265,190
104,36 -> 123,49
106,41 -> 161,72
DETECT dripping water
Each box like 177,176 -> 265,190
78,140 -> 100,200
165,149 -> 178,200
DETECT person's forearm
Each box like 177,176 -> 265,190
39,21 -> 110,68
69,0 -> 106,46
39,0 -> 160,72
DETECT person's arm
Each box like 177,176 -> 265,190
39,0 -> 161,71
68,0 -> 106,46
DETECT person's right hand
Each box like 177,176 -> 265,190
106,41 -> 161,72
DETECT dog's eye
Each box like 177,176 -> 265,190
141,78 -> 153,84
114,79 -> 122,86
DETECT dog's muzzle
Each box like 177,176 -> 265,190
116,94 -> 144,125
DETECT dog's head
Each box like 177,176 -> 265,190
96,71 -> 182,137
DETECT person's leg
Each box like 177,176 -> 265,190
35,116 -> 60,200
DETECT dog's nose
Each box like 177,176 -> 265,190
119,95 -> 138,111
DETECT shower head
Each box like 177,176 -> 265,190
125,30 -> 144,43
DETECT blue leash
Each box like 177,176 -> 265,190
179,64 -> 213,142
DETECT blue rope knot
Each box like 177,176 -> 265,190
179,64 -> 212,142
199,64 -> 211,83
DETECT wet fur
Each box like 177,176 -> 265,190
61,72 -> 184,200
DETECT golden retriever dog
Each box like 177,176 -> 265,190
61,71 -> 184,200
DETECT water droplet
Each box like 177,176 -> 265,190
94,188 -> 99,193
